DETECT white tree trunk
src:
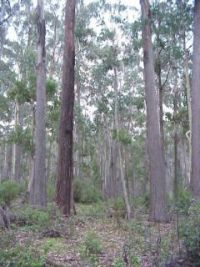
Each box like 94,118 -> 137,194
30,0 -> 47,207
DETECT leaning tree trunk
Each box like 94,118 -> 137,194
191,0 -> 200,197
30,0 -> 47,207
140,0 -> 168,222
56,0 -> 76,216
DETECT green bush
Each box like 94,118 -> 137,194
109,197 -> 126,219
74,179 -> 102,204
21,206 -> 50,228
83,231 -> 102,255
0,246 -> 45,267
80,231 -> 102,266
0,180 -> 22,205
180,201 -> 200,265
175,189 -> 192,215
133,194 -> 149,211
112,258 -> 125,267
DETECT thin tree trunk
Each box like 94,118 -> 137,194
56,0 -> 76,216
46,138 -> 53,182
30,0 -> 47,207
184,50 -> 192,181
114,67 -> 132,220
2,142 -> 12,180
191,0 -> 200,197
140,0 -> 168,222
173,81 -> 180,200
12,101 -> 23,181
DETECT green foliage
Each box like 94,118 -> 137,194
47,183 -> 55,202
112,128 -> 132,145
109,197 -> 126,219
0,180 -> 21,205
74,179 -> 102,204
8,80 -> 32,104
180,201 -> 200,265
21,207 -> 50,228
40,238 -> 65,255
0,246 -> 45,267
0,94 -> 10,120
112,258 -> 125,267
46,79 -> 57,99
77,203 -> 106,218
84,231 -> 102,255
80,231 -> 102,266
175,189 -> 192,215
9,126 -> 34,152
133,194 -> 150,211
0,231 -> 44,266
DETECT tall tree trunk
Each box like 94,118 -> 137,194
12,101 -> 23,181
173,80 -> 180,200
191,0 -> 200,196
56,0 -> 76,216
140,0 -> 168,222
184,51 -> 192,181
75,77 -> 82,179
114,67 -> 132,220
2,142 -> 12,180
30,0 -> 47,207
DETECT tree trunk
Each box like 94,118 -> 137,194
2,142 -> 12,180
184,51 -> 192,182
30,0 -> 47,207
12,101 -> 23,181
173,81 -> 180,200
56,0 -> 76,216
191,0 -> 200,196
140,0 -> 168,222
114,67 -> 132,220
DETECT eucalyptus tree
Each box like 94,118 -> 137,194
30,0 -> 47,207
140,0 -> 168,222
151,0 -> 192,196
56,0 -> 76,216
191,0 -> 200,197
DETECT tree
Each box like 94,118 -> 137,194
140,0 -> 168,222
191,0 -> 200,197
56,0 -> 76,216
30,0 -> 47,207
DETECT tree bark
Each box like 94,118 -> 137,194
191,0 -> 200,197
2,142 -> 12,180
56,0 -> 76,216
12,101 -> 23,181
113,67 -> 132,220
140,0 -> 168,222
30,0 -> 47,207
173,81 -> 180,200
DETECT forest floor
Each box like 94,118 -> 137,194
0,201 -> 195,267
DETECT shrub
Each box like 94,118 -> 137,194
0,246 -> 45,267
21,206 -> 50,228
180,201 -> 200,265
112,258 -> 125,267
84,231 -> 102,255
108,197 -> 126,219
175,189 -> 192,215
0,180 -> 21,205
133,194 -> 149,211
80,231 -> 102,267
74,179 -> 102,204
